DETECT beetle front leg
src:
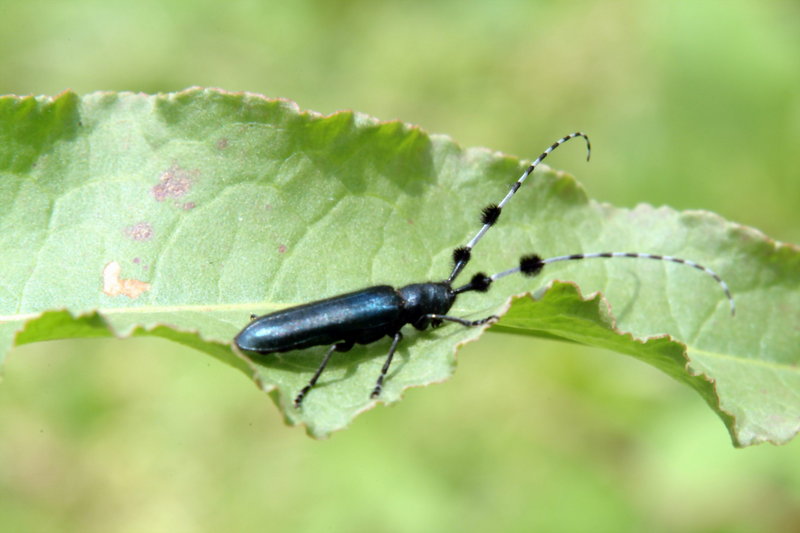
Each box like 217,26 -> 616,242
423,314 -> 498,327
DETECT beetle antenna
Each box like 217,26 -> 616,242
447,132 -> 591,284
455,252 -> 735,316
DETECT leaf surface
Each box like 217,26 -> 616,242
1,89 -> 797,445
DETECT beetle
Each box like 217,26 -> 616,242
235,133 -> 734,407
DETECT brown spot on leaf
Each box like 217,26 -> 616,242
152,163 -> 197,202
278,244 -> 287,254
216,138 -> 229,149
124,222 -> 153,241
102,261 -> 151,299
181,201 -> 196,211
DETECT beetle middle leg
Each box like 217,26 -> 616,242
294,341 -> 354,408
424,314 -> 498,327
370,332 -> 403,399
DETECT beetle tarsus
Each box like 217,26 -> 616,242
424,314 -> 498,327
371,332 -> 403,400
294,387 -> 310,409
293,342 -> 340,408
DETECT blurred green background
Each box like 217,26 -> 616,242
1,1 -> 799,532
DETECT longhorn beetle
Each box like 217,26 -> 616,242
235,133 -> 735,408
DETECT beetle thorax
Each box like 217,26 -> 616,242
398,282 -> 455,327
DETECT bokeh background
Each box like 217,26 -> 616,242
1,1 -> 799,532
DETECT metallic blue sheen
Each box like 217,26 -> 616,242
235,286 -> 406,353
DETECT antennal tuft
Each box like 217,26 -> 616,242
454,272 -> 493,294
519,255 -> 544,276
452,247 -> 471,265
446,132 -> 591,283
481,205 -> 501,226
469,273 -> 492,292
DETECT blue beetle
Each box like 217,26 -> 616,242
235,133 -> 734,407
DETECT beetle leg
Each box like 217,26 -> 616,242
423,314 -> 499,327
370,332 -> 403,399
294,342 -> 349,408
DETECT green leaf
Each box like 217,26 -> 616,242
1,88 -> 797,445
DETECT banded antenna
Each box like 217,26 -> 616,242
447,132 -> 591,283
453,252 -> 736,316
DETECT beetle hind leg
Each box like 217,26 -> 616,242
294,341 -> 353,408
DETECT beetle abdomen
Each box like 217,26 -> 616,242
235,286 -> 405,354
